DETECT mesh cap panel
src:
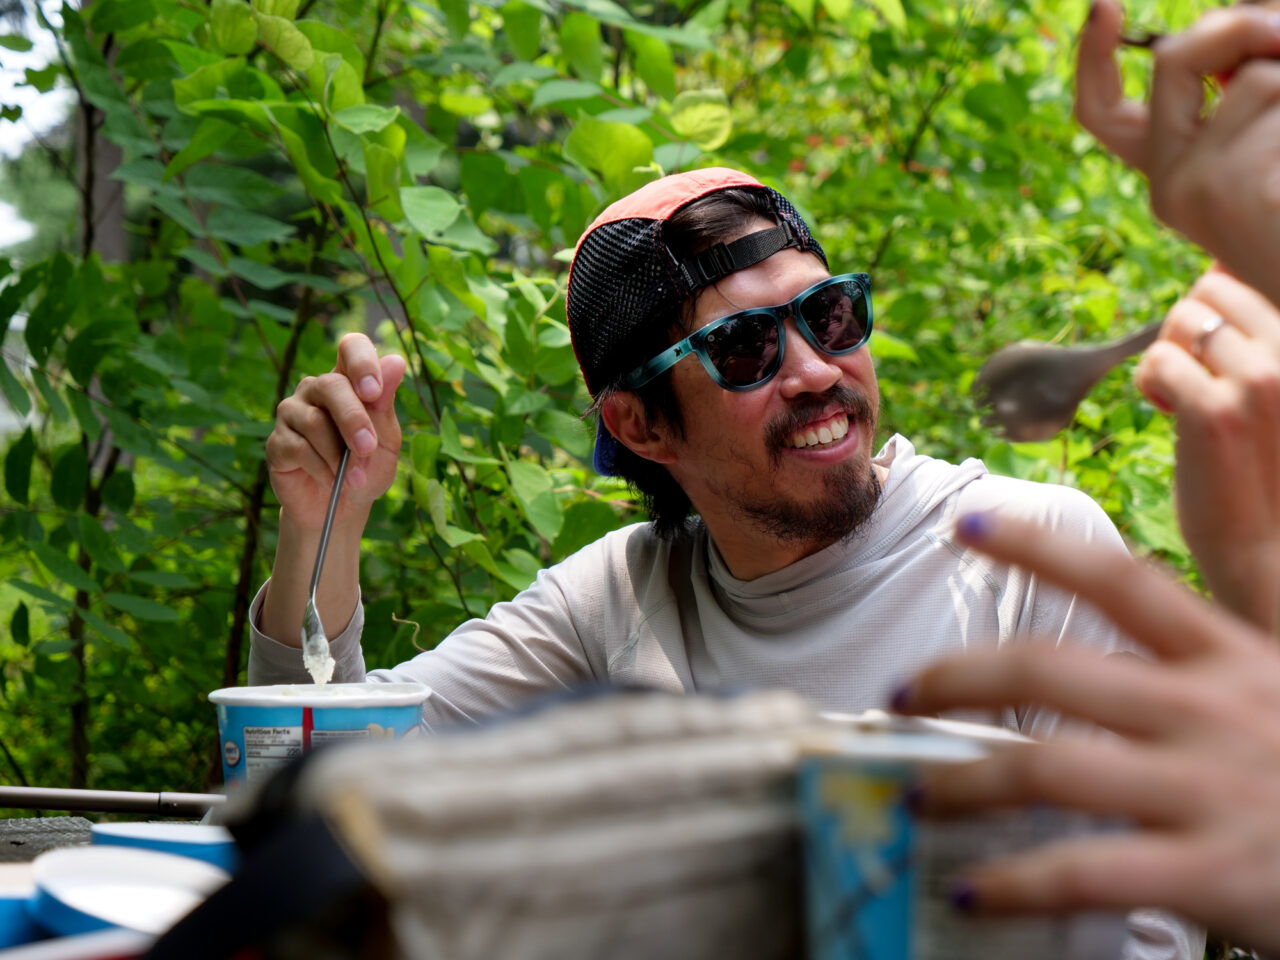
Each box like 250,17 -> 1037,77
567,178 -> 827,396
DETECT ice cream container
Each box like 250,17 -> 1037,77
28,846 -> 228,937
91,823 -> 237,873
801,711 -> 1127,960
0,895 -> 44,949
208,682 -> 429,790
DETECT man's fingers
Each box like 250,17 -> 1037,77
1135,339 -> 1220,417
903,646 -> 1195,741
950,514 -> 1237,660
918,737 -> 1201,826
1075,0 -> 1148,169
335,332 -> 386,403
959,833 -> 1208,919
266,421 -> 340,490
294,373 -> 379,459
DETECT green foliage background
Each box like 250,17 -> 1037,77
0,0 -> 1214,796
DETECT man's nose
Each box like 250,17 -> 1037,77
776,318 -> 841,398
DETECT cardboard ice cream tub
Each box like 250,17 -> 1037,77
209,682 -> 429,791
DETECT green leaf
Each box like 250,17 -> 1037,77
563,113 -> 655,196
128,570 -> 194,587
50,445 -> 88,511
67,389 -> 101,442
530,78 -> 602,110
506,458 -> 552,503
670,89 -> 732,150
104,592 -> 178,622
314,53 -> 363,112
501,1 -> 542,60
251,0 -> 298,18
255,12 -> 314,70
552,499 -> 621,557
75,513 -> 126,573
297,21 -> 365,76
627,31 -> 675,101
440,0 -> 470,39
101,471 -> 135,512
0,358 -> 30,418
411,431 -> 442,482
864,0 -> 905,31
30,542 -> 100,594
10,579 -> 73,611
0,35 -> 33,52
79,608 -> 131,648
962,81 -> 1028,132
205,208 -> 296,246
438,91 -> 493,116
212,0 -> 257,54
90,0 -> 158,34
4,428 -> 34,505
334,104 -> 399,134
9,602 -> 29,646
163,118 -> 238,180
779,0 -> 814,25
402,186 -> 462,238
364,141 -> 403,220
560,12 -> 603,83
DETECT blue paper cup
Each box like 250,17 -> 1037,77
208,682 -> 429,791
91,823 -> 238,873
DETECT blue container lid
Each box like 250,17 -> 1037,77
30,846 -> 230,937
91,823 -> 238,873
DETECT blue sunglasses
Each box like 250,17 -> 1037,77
619,273 -> 873,392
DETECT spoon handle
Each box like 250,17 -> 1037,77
309,447 -> 351,595
1095,319 -> 1164,364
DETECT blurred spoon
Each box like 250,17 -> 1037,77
973,320 -> 1162,442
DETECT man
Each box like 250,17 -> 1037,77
251,167 -> 1195,956
252,167 -> 1116,729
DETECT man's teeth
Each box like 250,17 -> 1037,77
786,416 -> 850,449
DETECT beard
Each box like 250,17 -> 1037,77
715,385 -> 883,546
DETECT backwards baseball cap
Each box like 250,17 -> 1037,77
566,167 -> 828,474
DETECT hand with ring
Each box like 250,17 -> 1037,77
1075,0 -> 1280,308
1136,270 -> 1280,633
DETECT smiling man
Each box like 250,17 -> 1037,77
251,167 -> 1197,957
254,166 -> 1134,726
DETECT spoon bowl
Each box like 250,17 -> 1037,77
973,320 -> 1162,442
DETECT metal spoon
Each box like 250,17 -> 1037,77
972,320 -> 1162,442
301,447 -> 349,685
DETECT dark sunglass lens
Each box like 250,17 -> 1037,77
703,313 -> 780,387
803,282 -> 868,353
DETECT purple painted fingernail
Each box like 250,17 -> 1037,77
949,882 -> 978,912
353,428 -> 376,455
956,512 -> 993,541
359,376 -> 380,400
890,683 -> 913,713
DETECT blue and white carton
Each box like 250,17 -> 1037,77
209,682 -> 429,791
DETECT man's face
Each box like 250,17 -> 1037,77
659,226 -> 882,558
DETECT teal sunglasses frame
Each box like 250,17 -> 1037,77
618,272 -> 873,392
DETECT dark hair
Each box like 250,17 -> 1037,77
590,187 -> 781,539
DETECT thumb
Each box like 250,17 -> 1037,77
368,354 -> 406,417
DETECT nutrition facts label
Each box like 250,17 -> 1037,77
243,725 -> 304,783
311,729 -> 374,745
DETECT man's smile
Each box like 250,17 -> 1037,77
782,412 -> 850,450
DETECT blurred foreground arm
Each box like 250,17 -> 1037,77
1076,0 -> 1280,307
260,333 -> 406,647
894,512 -> 1280,954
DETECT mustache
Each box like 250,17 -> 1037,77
764,386 -> 873,451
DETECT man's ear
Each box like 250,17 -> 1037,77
600,392 -> 677,465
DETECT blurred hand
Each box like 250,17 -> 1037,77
894,511 -> 1280,954
1134,270 -> 1280,633
1076,0 -> 1280,307
266,333 -> 407,532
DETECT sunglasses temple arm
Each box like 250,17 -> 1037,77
618,341 -> 693,391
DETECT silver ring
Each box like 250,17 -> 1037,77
1192,312 -> 1225,361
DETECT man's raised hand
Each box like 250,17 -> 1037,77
266,333 -> 407,531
